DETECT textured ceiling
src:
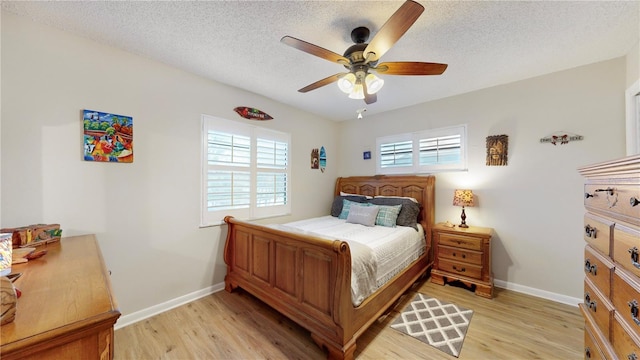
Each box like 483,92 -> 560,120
2,1 -> 639,121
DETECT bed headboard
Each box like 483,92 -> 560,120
334,175 -> 436,236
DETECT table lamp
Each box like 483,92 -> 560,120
453,189 -> 474,228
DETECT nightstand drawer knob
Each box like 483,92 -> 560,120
628,353 -> 637,360
584,225 -> 597,238
631,197 -> 640,207
585,347 -> 591,359
452,265 -> 466,273
451,252 -> 466,259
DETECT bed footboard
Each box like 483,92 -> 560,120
223,216 -> 356,357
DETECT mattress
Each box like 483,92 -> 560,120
269,216 -> 425,306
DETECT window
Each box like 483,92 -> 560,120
626,79 -> 640,155
201,115 -> 291,226
376,124 -> 467,174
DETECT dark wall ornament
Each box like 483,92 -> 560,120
486,135 -> 508,166
539,132 -> 583,145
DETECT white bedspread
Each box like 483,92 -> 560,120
269,216 -> 425,306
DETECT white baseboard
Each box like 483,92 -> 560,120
114,282 -> 225,330
494,279 -> 582,307
115,279 -> 581,330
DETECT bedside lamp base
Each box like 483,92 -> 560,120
459,207 -> 469,228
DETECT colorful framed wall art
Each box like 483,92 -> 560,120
83,109 -> 133,163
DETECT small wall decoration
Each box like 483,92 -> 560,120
486,135 -> 508,166
234,106 -> 273,121
540,132 -> 583,145
311,148 -> 319,169
319,146 -> 327,173
83,109 -> 133,163
363,151 -> 371,160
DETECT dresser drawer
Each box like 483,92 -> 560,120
438,233 -> 482,251
612,268 -> 640,338
438,259 -> 482,280
612,312 -> 640,360
584,213 -> 614,256
585,245 -> 614,299
585,324 -> 606,360
584,184 -> 640,227
438,245 -> 482,265
585,277 -> 614,339
612,224 -> 640,277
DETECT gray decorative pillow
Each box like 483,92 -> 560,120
369,197 -> 421,230
331,195 -> 368,217
346,204 -> 380,227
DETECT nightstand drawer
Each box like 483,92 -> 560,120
438,245 -> 482,265
438,259 -> 482,279
438,233 -> 482,251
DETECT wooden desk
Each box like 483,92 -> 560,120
0,235 -> 120,359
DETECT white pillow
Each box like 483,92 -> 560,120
340,191 -> 373,199
374,195 -> 419,203
346,204 -> 380,227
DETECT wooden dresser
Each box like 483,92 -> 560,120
0,234 -> 120,359
579,155 -> 640,359
431,223 -> 494,298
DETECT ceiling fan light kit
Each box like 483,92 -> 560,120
280,0 -> 447,105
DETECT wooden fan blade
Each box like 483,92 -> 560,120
298,73 -> 347,93
375,62 -> 448,75
362,80 -> 377,104
281,36 -> 350,65
363,0 -> 424,62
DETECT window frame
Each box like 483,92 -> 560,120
376,124 -> 467,174
201,115 -> 291,226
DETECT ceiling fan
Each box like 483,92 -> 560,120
281,0 -> 448,105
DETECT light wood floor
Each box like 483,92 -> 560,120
114,278 -> 584,359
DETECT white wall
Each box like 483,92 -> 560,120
1,13 -> 339,317
338,57 -> 627,301
627,41 -> 639,87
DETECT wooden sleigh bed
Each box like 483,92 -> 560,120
223,175 -> 435,359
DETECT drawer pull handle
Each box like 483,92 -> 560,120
452,265 -> 466,273
628,354 -> 638,360
585,347 -> 591,359
584,292 -> 597,312
585,188 -> 615,198
584,225 -> 597,238
631,197 -> 640,207
629,300 -> 640,326
584,259 -> 597,275
629,247 -> 640,269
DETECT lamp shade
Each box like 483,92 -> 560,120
337,73 -> 356,94
453,189 -> 474,207
365,73 -> 384,94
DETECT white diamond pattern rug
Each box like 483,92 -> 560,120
390,293 -> 473,357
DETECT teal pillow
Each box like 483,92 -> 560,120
375,204 -> 402,227
338,199 -> 371,219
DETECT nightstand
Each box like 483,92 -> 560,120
431,223 -> 494,298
